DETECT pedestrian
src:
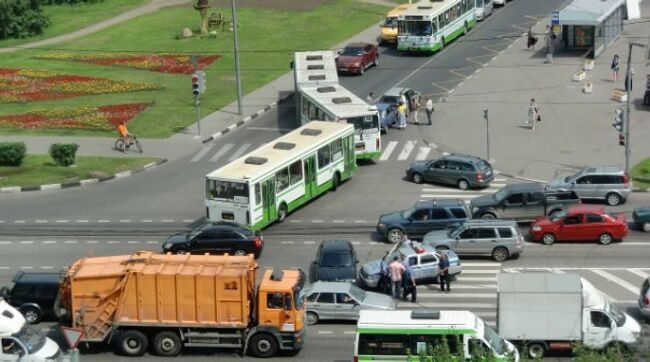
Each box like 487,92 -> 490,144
425,97 -> 434,125
397,101 -> 407,130
527,98 -> 540,130
643,74 -> 650,106
611,54 -> 620,82
388,256 -> 405,299
625,67 -> 635,92
400,233 -> 413,248
379,251 -> 390,294
401,256 -> 417,303
527,27 -> 537,50
366,92 -> 374,104
543,25 -> 551,51
411,95 -> 421,124
400,90 -> 408,117
438,251 -> 451,293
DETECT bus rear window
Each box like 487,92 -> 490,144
358,334 -> 408,356
207,180 -> 249,202
347,116 -> 378,130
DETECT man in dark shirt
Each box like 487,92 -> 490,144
439,252 -> 451,293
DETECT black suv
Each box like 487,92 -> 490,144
377,199 -> 471,243
406,153 -> 494,190
0,272 -> 61,324
310,240 -> 358,283
162,221 -> 263,258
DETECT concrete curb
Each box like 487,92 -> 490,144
0,159 -> 167,194
201,93 -> 293,144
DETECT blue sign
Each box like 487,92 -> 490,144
552,11 -> 560,25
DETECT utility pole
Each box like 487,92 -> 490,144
231,0 -> 243,115
483,108 -> 490,162
623,42 -> 646,173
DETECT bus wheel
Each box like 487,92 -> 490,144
331,173 -> 341,191
463,22 -> 469,35
278,204 -> 288,222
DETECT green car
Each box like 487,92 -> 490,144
632,206 -> 650,232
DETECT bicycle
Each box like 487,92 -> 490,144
115,135 -> 143,153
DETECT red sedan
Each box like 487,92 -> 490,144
335,42 -> 378,75
529,205 -> 628,245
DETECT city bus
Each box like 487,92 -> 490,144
379,3 -> 411,44
397,0 -> 476,53
205,121 -> 357,230
354,310 -> 519,361
298,84 -> 381,160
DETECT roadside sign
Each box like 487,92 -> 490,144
61,327 -> 84,350
552,11 -> 560,25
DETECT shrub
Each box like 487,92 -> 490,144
49,143 -> 78,166
40,0 -> 104,4
0,0 -> 49,40
0,142 -> 27,166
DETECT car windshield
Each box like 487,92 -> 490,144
382,17 -> 398,27
349,284 -> 366,301
549,210 -> 568,222
564,173 -> 578,183
494,188 -> 509,202
401,207 -> 415,219
341,47 -> 363,56
206,179 -> 249,203
321,252 -> 353,267
190,223 -> 211,238
449,225 -> 463,238
606,301 -> 626,327
380,95 -> 399,105
483,324 -> 506,355
14,325 -> 46,354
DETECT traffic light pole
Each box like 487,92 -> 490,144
195,94 -> 201,136
231,0 -> 243,115
623,42 -> 646,173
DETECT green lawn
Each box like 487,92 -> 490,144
631,158 -> 650,189
0,0 -> 387,138
0,155 -> 158,187
0,0 -> 150,48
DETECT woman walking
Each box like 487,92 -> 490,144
611,54 -> 620,82
528,98 -> 540,130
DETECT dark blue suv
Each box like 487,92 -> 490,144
377,199 -> 471,243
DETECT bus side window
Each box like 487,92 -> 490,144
318,145 -> 331,169
254,183 -> 261,205
276,168 -> 290,192
358,334 -> 408,356
331,139 -> 343,161
289,160 -> 303,184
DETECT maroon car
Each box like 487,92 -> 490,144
335,42 -> 379,75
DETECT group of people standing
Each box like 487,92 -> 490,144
368,91 -> 435,129
378,235 -> 452,304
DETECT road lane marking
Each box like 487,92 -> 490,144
310,220 -> 324,223
591,270 -> 642,296
161,219 -> 174,223
461,270 -> 500,274
281,241 -> 294,245
55,220 -> 69,223
317,331 -> 333,335
108,241 -> 120,244
228,143 -> 252,162
20,266 -> 34,270
76,219 -> 89,223
209,143 -> 234,162
418,293 -> 495,299
141,219 -> 153,223
415,147 -> 432,161
289,220 -> 302,223
190,144 -> 214,162
332,220 -> 346,223
127,241 -> 140,244
146,241 -> 158,244
380,141 -> 397,161
430,82 -> 452,93
20,241 -> 34,244
449,68 -> 470,80
14,220 -> 25,224
35,220 -> 47,223
0,241 -> 11,245
42,240 -> 56,244
98,219 -> 110,223
354,220 -> 367,224
304,241 -> 316,245
459,262 -> 501,267
629,269 -> 650,279
397,141 -> 416,161
182,219 -> 194,223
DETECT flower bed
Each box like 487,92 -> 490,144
0,68 -> 160,103
37,52 -> 220,74
0,102 -> 153,130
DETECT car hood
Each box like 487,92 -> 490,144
379,211 -> 404,224
422,229 -> 452,244
316,266 -> 357,282
164,233 -> 189,246
337,55 -> 362,65
33,337 -> 60,359
531,217 -> 555,228
362,292 -> 396,310
547,176 -> 569,189
470,194 -> 496,208
360,259 -> 382,276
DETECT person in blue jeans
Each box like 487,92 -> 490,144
438,252 -> 451,293
401,257 -> 417,302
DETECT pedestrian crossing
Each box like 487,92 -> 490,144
190,140 -> 436,163
420,178 -> 510,201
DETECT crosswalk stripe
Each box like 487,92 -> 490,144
629,269 -> 650,280
461,269 -> 501,274
421,189 -> 499,194
209,143 -> 234,162
591,270 -> 642,296
415,147 -> 432,161
228,143 -> 252,162
459,262 -> 501,267
380,141 -> 398,161
397,141 -> 416,161
190,145 -> 213,162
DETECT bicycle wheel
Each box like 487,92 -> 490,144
115,139 -> 126,152
134,139 -> 143,153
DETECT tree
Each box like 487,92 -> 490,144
0,0 -> 49,40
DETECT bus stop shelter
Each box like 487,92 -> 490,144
556,0 -> 626,58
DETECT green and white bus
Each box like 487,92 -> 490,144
397,0 -> 476,53
293,51 -> 381,160
354,310 -> 519,361
205,121 -> 357,230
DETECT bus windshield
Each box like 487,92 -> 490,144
483,325 -> 506,355
398,20 -> 436,36
206,179 -> 249,202
347,116 -> 379,131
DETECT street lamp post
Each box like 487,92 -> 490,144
623,42 -> 646,173
483,108 -> 490,161
231,0 -> 243,115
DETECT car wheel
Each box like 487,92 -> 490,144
643,221 -> 650,232
306,312 -> 319,325
480,213 -> 496,220
119,330 -> 148,357
457,179 -> 469,190
542,233 -> 556,245
277,204 -> 288,222
174,249 -> 188,255
528,342 -> 546,359
492,247 -> 509,262
606,192 -> 622,206
249,333 -> 278,358
22,307 -> 41,324
387,229 -> 404,244
234,249 -> 247,256
598,233 -> 613,245
411,172 -> 424,184
152,331 -> 182,357
373,55 -> 378,67
359,65 -> 365,76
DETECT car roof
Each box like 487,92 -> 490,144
504,182 -> 545,192
320,239 -> 353,252
567,205 -> 606,214
383,87 -> 408,97
12,271 -> 61,284
442,153 -> 486,164
415,199 -> 466,209
308,281 -> 352,294
462,219 -> 518,227
579,166 -> 626,175
345,42 -> 371,48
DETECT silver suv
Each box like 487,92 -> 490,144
547,166 -> 632,206
422,220 -> 524,262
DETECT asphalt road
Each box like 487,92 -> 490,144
1,0 -> 649,360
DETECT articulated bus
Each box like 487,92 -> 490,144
205,121 -> 357,230
398,0 -> 476,53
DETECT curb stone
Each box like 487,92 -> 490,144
202,93 -> 294,144
0,159 -> 167,194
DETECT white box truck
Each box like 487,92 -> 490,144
497,273 -> 641,359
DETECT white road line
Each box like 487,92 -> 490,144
422,185 -> 506,193
98,219 -> 110,223
629,269 -> 650,280
20,240 -> 34,244
414,302 -> 495,309
461,269 -> 500,274
55,220 -> 68,223
14,220 -> 26,224
304,241 -> 316,245
456,276 -> 497,282
209,143 -> 234,162
0,241 -> 11,245
310,220 -> 324,223
141,219 -> 153,223
41,266 -> 55,270
127,241 -> 140,244
591,270 -> 642,296
35,220 -> 48,223
76,219 -> 89,223
281,241 -> 294,245
108,241 -> 120,244
351,241 -> 361,245
415,146 -> 432,161
182,219 -> 194,223
332,220 -> 346,223
228,143 -> 252,162
434,284 -> 497,290
343,331 -> 356,335
397,141 -> 416,161
20,266 -> 34,270
42,240 -> 56,244
420,194 -> 480,200
146,241 -> 158,244
354,220 -> 367,224
380,141 -> 398,161
289,220 -> 302,223
460,262 -> 501,267
317,331 -> 333,335
0,267 -> 9,270
161,219 -> 174,223
190,144 -> 214,162
418,293 -> 495,299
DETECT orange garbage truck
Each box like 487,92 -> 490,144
55,251 -> 306,358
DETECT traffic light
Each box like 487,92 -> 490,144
612,107 -> 624,132
192,73 -> 200,96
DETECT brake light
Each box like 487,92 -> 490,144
477,172 -> 483,182
644,295 -> 649,305
254,237 -> 262,249
623,174 -> 630,186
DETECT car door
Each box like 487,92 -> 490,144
192,228 -> 223,253
417,253 -> 439,282
524,191 -> 544,218
363,44 -> 373,66
585,213 -> 605,240
313,293 -> 336,320
445,161 -> 463,185
583,310 -> 615,349
425,160 -> 447,183
500,192 -> 525,219
474,227 -> 498,256
335,293 -> 359,320
406,255 -> 420,280
429,208 -> 452,232
573,175 -> 594,198
453,227 -> 478,254
558,214 -> 584,241
406,207 -> 432,237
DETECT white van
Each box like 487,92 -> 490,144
475,0 -> 493,20
493,0 -> 507,6
354,310 -> 519,361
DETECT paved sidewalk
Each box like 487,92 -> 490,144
427,8 -> 650,182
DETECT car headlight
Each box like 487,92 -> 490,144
163,242 -> 172,250
378,223 -> 387,230
531,225 -> 542,232
353,62 -> 361,67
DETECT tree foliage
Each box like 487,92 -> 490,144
0,0 -> 49,40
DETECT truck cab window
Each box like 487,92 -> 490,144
590,311 -> 612,328
267,293 -> 289,309
505,193 -> 523,205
